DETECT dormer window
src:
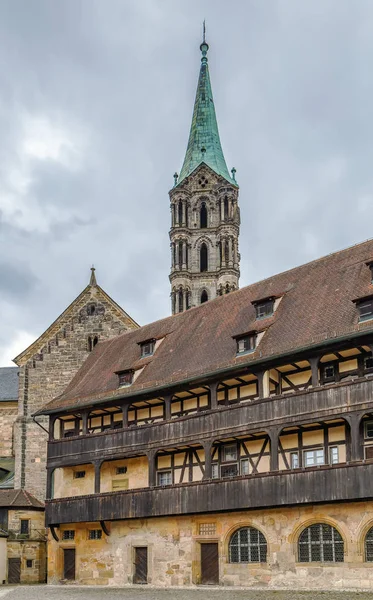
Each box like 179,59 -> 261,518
366,261 -> 373,283
358,298 -> 373,322
139,339 -> 155,358
118,370 -> 134,387
254,298 -> 274,320
235,333 -> 256,355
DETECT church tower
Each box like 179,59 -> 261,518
169,33 -> 240,314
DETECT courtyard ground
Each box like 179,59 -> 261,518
0,588 -> 373,600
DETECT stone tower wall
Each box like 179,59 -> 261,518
169,166 -> 240,313
14,284 -> 137,501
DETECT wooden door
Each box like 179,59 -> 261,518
63,548 -> 76,581
201,543 -> 219,585
8,558 -> 21,584
133,547 -> 148,584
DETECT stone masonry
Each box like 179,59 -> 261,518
13,272 -> 138,501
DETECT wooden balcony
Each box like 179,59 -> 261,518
45,461 -> 373,526
47,378 -> 373,469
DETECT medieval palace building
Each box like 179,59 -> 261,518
2,35 -> 373,591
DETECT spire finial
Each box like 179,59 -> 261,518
173,172 -> 179,186
200,20 -> 209,61
90,265 -> 97,287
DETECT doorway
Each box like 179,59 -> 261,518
8,558 -> 21,584
63,548 -> 76,580
133,547 -> 148,584
201,543 -> 219,585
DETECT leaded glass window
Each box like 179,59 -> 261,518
365,527 -> 373,561
298,524 -> 344,562
229,527 -> 267,563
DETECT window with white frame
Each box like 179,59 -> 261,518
365,421 -> 373,439
157,471 -> 172,486
290,452 -> 299,469
222,443 -> 237,462
236,335 -> 256,355
329,446 -> 339,464
240,459 -> 250,475
304,448 -> 325,467
211,464 -> 219,479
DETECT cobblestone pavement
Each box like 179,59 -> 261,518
1,588 -> 373,600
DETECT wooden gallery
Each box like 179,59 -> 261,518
36,239 -> 373,589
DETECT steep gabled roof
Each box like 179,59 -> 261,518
176,40 -> 236,187
0,489 -> 44,509
36,238 -> 373,415
0,367 -> 18,401
14,270 -> 139,367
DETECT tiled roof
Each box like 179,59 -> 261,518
0,489 -> 44,509
0,458 -> 15,490
0,367 -> 18,402
36,239 -> 373,415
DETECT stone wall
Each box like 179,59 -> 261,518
48,501 -> 373,589
7,509 -> 46,584
14,283 -> 137,501
0,402 -> 18,457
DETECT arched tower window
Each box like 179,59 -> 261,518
201,290 -> 208,304
224,196 -> 229,221
178,200 -> 183,225
171,291 -> 176,315
200,203 -> 207,228
229,527 -> 267,563
200,243 -> 208,272
178,241 -> 183,269
178,288 -> 183,313
298,524 -> 344,562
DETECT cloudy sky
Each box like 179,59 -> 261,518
1,0 -> 373,366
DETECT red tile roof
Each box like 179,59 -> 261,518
36,239 -> 373,415
0,489 -> 44,509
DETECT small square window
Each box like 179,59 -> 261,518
63,530 -> 75,540
140,340 -> 155,358
329,446 -> 339,465
322,364 -> 335,381
199,523 -> 216,535
290,452 -> 299,469
221,464 -> 238,478
222,443 -> 237,462
211,464 -> 219,479
20,520 -> 29,535
88,529 -> 102,540
365,356 -> 373,371
236,335 -> 256,355
74,471 -> 85,479
118,370 -> 134,387
365,421 -> 373,439
240,459 -> 250,475
116,466 -> 127,475
358,299 -> 373,322
255,300 -> 274,319
26,559 -> 33,569
157,471 -> 172,486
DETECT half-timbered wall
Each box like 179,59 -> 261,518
128,399 -> 165,426
217,374 -> 258,405
157,447 -> 205,484
171,387 -> 210,418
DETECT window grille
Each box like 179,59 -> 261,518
88,530 -> 102,540
74,471 -> 85,479
157,471 -> 172,486
229,527 -> 267,563
298,524 -> 344,562
221,464 -> 238,478
63,530 -> 75,541
199,523 -> 216,535
222,444 -> 237,462
365,527 -> 373,561
329,446 -> 339,465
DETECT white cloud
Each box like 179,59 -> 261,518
0,330 -> 36,367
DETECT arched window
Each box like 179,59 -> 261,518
178,200 -> 183,225
229,527 -> 267,563
365,527 -> 373,561
200,203 -> 207,228
186,291 -> 191,310
178,288 -> 183,313
178,241 -> 183,268
93,336 -> 98,347
200,290 -> 208,304
224,196 -> 229,220
200,243 -> 208,272
298,524 -> 344,562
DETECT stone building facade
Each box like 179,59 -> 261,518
169,39 -> 240,313
13,269 -> 138,501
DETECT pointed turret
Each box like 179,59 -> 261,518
89,266 -> 97,287
177,35 -> 236,187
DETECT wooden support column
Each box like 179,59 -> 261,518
346,413 -> 364,462
203,440 -> 213,480
256,371 -> 264,399
49,416 -> 57,441
122,404 -> 129,429
309,357 -> 320,388
147,450 -> 157,487
94,460 -> 102,494
269,427 -> 281,472
164,395 -> 172,420
46,468 -> 54,500
209,382 -> 218,410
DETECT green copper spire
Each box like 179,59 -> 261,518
176,33 -> 237,187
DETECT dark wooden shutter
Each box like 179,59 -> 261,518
134,547 -> 148,584
201,543 -> 219,585
63,548 -> 76,580
8,558 -> 21,584
366,446 -> 373,459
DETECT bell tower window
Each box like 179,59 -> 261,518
178,200 -> 183,225
200,203 -> 207,228
201,290 -> 208,304
200,243 -> 208,272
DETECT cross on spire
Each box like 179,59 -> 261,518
89,265 -> 97,287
